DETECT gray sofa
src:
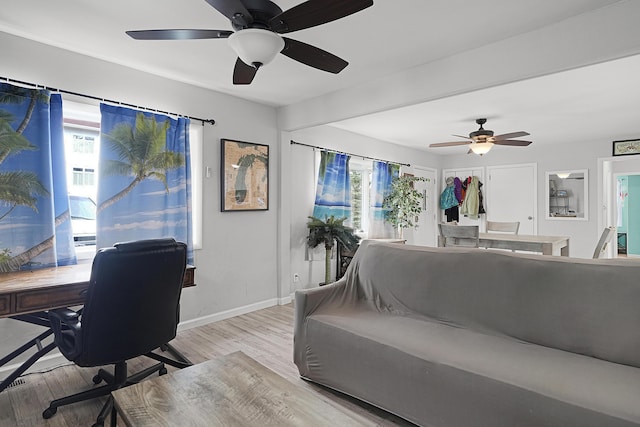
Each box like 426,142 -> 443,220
293,241 -> 640,426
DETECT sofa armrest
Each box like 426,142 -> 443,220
294,279 -> 348,319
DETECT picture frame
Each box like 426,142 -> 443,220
613,139 -> 640,157
221,139 -> 269,212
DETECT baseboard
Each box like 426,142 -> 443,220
0,297 -> 292,379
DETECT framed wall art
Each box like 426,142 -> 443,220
221,139 -> 269,211
613,139 -> 640,157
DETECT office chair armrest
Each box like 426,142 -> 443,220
50,308 -> 80,322
49,308 -> 82,360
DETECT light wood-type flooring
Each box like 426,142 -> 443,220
1,304 -> 414,426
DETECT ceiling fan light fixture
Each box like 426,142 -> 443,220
556,172 -> 571,179
228,29 -> 285,68
470,142 -> 494,156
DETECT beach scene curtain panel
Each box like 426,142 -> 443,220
97,104 -> 193,264
0,84 -> 76,272
312,151 -> 352,224
368,161 -> 400,238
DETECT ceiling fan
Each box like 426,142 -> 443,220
429,118 -> 532,156
126,0 -> 373,85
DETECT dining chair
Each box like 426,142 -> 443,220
593,226 -> 616,259
42,238 -> 187,427
486,220 -> 520,234
438,223 -> 480,248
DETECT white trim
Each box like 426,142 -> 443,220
176,297 -> 288,331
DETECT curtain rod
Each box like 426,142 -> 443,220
290,140 -> 410,167
1,76 -> 215,126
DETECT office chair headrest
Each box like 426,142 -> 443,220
113,238 -> 181,253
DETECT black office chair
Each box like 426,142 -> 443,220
42,238 -> 187,427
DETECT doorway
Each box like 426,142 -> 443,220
614,174 -> 640,256
600,156 -> 640,258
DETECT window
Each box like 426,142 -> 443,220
72,167 -> 95,186
72,133 -> 95,154
349,159 -> 371,236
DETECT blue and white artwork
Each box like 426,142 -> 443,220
312,152 -> 352,223
97,104 -> 193,264
368,161 -> 399,238
0,84 -> 76,272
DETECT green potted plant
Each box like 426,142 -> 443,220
383,175 -> 429,239
307,215 -> 360,285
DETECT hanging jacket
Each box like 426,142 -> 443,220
460,176 -> 480,219
454,177 -> 463,202
440,177 -> 458,210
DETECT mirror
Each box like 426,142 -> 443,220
546,170 -> 588,220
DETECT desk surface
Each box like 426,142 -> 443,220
0,263 -> 195,317
112,351 -> 373,427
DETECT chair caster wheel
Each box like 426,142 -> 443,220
159,366 -> 168,375
92,374 -> 103,384
42,407 -> 57,419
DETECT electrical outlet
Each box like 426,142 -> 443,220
293,273 -> 300,283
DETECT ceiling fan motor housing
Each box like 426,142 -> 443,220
232,0 -> 283,31
470,118 -> 494,141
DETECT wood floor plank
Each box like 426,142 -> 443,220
1,304 -> 414,426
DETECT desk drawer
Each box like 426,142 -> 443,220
15,283 -> 87,313
183,267 -> 195,287
0,294 -> 10,316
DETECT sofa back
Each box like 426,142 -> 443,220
346,241 -> 640,368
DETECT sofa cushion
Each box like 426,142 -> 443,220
344,242 -> 640,368
301,306 -> 640,427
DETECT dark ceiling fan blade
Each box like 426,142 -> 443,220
233,58 -> 258,85
493,140 -> 533,146
452,134 -> 471,140
429,141 -> 472,147
270,0 -> 373,34
280,37 -> 347,73
126,29 -> 233,40
493,131 -> 530,140
204,0 -> 253,27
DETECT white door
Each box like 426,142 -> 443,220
407,167 -> 437,246
485,164 -> 537,235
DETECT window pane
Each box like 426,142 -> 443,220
350,170 -> 362,230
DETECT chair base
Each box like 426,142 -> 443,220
42,360 -> 166,427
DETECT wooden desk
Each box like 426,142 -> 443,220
478,233 -> 569,256
0,263 -> 195,317
0,263 -> 195,393
112,351 -> 374,427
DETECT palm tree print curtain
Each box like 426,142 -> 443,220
312,151 -> 352,224
368,161 -> 400,238
97,104 -> 193,264
0,84 -> 76,272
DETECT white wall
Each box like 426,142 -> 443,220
0,32 -> 280,368
287,125 -> 439,290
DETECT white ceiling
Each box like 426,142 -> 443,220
1,0 -> 639,154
